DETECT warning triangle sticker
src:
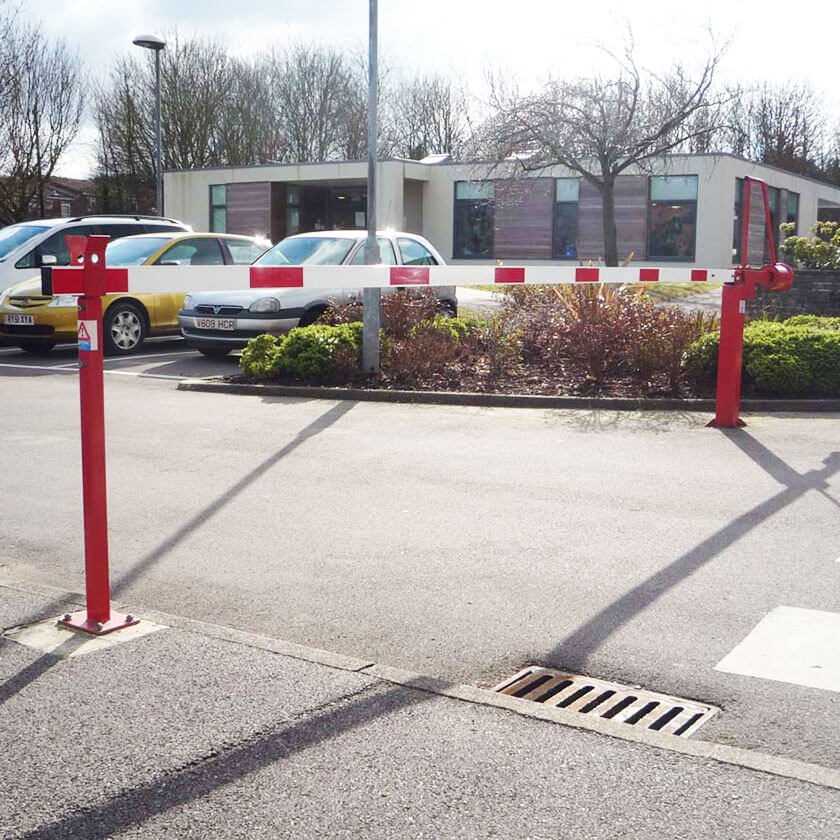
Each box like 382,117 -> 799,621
78,322 -> 91,341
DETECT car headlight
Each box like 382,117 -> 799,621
183,294 -> 195,310
249,296 -> 281,313
48,294 -> 80,308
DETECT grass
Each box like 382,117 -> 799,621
642,282 -> 722,301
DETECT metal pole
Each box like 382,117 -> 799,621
154,49 -> 163,216
58,236 -> 138,635
362,0 -> 381,372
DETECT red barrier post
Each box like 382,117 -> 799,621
56,236 -> 138,635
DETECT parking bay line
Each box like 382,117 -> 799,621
0,362 -> 76,373
104,350 -> 195,363
0,362 -> 184,380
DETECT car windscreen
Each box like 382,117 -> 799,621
105,236 -> 171,266
255,236 -> 355,266
0,224 -> 49,261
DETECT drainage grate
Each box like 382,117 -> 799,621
494,666 -> 718,738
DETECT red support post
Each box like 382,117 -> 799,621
57,236 -> 138,635
709,176 -> 794,428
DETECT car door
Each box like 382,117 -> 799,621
152,237 -> 226,330
348,237 -> 397,301
14,224 -> 95,275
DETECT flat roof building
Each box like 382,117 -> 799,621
164,154 -> 840,268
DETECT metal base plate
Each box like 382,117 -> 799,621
58,610 -> 140,636
707,417 -> 747,428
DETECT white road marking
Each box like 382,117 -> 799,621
0,362 -> 73,372
104,350 -> 193,362
103,370 -> 185,380
0,363 -> 185,379
715,605 -> 840,693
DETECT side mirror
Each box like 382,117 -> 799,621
41,254 -> 57,266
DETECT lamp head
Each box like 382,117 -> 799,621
132,34 -> 166,51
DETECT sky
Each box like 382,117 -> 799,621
22,0 -> 839,179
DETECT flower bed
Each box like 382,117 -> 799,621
238,287 -> 721,399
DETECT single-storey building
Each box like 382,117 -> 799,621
163,153 -> 840,268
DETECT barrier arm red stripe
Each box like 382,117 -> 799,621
390,266 -> 430,285
250,266 -> 304,288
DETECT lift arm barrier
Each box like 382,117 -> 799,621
41,176 -> 791,634
45,261 -> 735,296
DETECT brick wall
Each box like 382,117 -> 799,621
746,270 -> 840,319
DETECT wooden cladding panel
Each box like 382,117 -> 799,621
745,187 -> 767,265
577,180 -> 604,260
493,178 -> 553,259
577,176 -> 649,261
226,182 -> 271,237
615,177 -> 649,261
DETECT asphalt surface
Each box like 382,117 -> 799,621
2,332 -> 839,836
2,583 -> 839,839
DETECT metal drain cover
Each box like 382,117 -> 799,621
494,666 -> 718,737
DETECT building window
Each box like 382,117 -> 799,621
209,185 -> 227,232
287,186 -> 300,235
765,186 -> 782,263
553,178 -> 579,259
648,175 -> 697,260
60,201 -> 71,216
786,191 -> 799,232
453,181 -> 494,259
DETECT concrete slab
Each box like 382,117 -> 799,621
2,615 -> 166,658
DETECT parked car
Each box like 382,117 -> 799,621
0,232 -> 270,355
178,230 -> 456,357
0,214 -> 191,292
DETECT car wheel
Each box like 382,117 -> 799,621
103,302 -> 147,355
437,300 -> 457,318
198,347 -> 231,359
18,340 -> 55,356
297,306 -> 326,327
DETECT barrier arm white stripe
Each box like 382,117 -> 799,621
47,263 -> 735,296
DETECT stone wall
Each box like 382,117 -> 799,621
746,270 -> 840,319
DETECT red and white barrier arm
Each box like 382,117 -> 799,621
46,264 -> 735,296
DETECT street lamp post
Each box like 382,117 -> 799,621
362,0 -> 380,372
132,34 -> 166,215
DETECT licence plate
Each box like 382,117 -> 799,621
194,317 -> 236,331
3,314 -> 34,326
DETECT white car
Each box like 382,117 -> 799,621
0,214 -> 190,292
179,230 -> 457,358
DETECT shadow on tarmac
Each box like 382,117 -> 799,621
0,633 -> 88,707
5,418 -> 840,837
3,401 -> 355,634
15,681 -> 433,840
549,430 -> 840,672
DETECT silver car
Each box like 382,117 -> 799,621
178,230 -> 456,358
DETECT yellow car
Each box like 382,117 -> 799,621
0,232 -> 270,355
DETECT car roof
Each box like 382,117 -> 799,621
10,216 -> 185,227
286,230 -> 423,241
105,232 -> 265,243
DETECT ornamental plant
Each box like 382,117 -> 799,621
779,221 -> 840,269
681,319 -> 840,396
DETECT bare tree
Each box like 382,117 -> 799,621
713,82 -> 826,177
386,71 -> 472,160
263,42 -> 363,163
94,58 -> 155,213
94,32 -> 261,213
0,6 -> 85,224
484,39 -> 727,265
